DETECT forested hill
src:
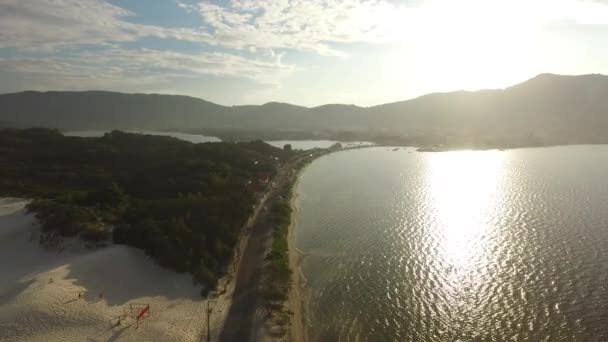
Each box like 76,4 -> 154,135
1,74 -> 608,146
0,91 -> 232,130
0,128 -> 294,293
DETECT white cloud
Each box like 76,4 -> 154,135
174,0 -> 198,13
195,0 -> 402,56
4,0 -> 606,55
89,48 -> 294,85
0,48 -> 294,94
0,0 -> 296,98
0,0 -> 212,50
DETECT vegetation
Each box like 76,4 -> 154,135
258,155 -> 316,303
0,128 -> 295,293
254,155 -> 319,341
259,186 -> 293,301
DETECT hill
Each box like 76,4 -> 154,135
1,74 -> 608,146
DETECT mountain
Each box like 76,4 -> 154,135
0,91 -> 232,130
1,74 -> 608,146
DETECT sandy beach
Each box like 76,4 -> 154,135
0,198 -> 232,342
0,156 -> 314,342
287,177 -> 309,342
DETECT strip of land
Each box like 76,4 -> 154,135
287,182 -> 308,342
218,154 -> 302,340
218,150 -> 326,342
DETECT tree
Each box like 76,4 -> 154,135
329,142 -> 342,150
1,128 -> 291,292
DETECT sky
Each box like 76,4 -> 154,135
1,0 -> 608,107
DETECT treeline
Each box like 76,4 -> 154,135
259,186 -> 293,302
0,128 -> 294,293
258,154 -> 319,304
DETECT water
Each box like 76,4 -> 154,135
266,140 -> 373,150
63,130 -> 221,143
294,146 -> 608,342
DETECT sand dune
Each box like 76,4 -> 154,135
0,198 -> 219,342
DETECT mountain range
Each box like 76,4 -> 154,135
1,73 -> 607,147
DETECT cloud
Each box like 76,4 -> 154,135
0,48 -> 294,94
174,0 -> 198,13
0,0 -> 212,50
195,0 -> 402,56
2,0 -> 607,54
0,0 -> 401,55
88,48 -> 294,85
0,0 -> 297,99
191,0 -> 608,57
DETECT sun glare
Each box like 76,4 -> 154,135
382,0 -> 543,93
425,150 -> 506,272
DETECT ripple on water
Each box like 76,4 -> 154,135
295,146 -> 608,342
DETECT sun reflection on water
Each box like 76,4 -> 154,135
425,150 -> 507,273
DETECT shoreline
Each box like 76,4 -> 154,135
287,169 -> 309,342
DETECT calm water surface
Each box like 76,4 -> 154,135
294,146 -> 608,342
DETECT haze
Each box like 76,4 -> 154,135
2,0 -> 608,106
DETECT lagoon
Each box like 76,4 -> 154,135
294,146 -> 608,341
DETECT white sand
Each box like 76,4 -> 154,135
0,198 -> 230,342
